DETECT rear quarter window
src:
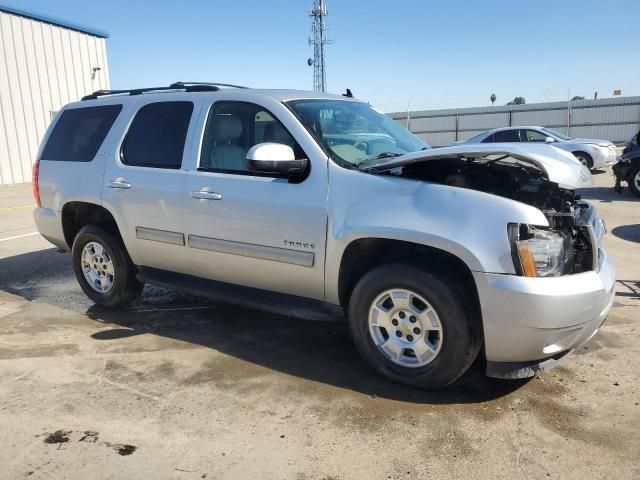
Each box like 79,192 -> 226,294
40,105 -> 122,162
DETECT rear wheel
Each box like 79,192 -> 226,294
72,225 -> 144,307
573,151 -> 593,169
348,264 -> 482,389
628,162 -> 640,197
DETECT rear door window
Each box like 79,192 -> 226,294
492,129 -> 520,142
122,101 -> 194,169
40,105 -> 122,162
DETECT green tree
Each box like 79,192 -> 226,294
571,95 -> 585,101
490,93 -> 496,105
506,96 -> 526,105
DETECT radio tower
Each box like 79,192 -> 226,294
308,0 -> 330,92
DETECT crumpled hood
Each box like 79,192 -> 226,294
366,144 -> 593,189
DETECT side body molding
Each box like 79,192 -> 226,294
188,235 -> 315,268
136,227 -> 185,246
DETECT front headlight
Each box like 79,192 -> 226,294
508,224 -> 568,277
593,145 -> 608,155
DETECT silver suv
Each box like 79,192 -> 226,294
33,82 -> 615,388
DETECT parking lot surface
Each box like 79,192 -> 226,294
0,172 -> 638,480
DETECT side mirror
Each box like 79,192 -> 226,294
544,136 -> 556,143
246,143 -> 309,179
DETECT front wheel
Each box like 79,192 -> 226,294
348,264 -> 482,389
72,225 -> 144,307
573,151 -> 593,169
627,162 -> 640,197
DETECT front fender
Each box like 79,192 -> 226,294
324,163 -> 548,304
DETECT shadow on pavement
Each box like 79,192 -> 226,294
616,280 -> 640,299
0,248 -> 529,404
611,224 -> 640,243
577,184 -> 639,203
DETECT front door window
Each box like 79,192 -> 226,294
199,101 -> 303,174
521,129 -> 548,143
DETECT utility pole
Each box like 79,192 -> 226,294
308,0 -> 331,92
567,89 -> 572,136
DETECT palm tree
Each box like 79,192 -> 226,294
490,94 -> 496,105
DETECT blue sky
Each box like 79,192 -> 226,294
5,0 -> 640,112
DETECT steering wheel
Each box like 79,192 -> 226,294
354,141 -> 369,153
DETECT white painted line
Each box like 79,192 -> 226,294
0,232 -> 39,242
0,203 -> 36,212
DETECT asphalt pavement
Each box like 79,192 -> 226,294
0,173 -> 638,480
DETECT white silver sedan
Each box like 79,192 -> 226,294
457,126 -> 617,169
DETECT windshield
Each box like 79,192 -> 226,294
287,99 -> 429,167
541,127 -> 572,141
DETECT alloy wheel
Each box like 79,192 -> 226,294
81,241 -> 115,293
575,154 -> 589,167
368,288 -> 443,368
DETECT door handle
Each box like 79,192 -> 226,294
191,190 -> 222,200
107,180 -> 131,189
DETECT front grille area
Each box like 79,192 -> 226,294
568,202 -> 601,275
570,226 -> 594,274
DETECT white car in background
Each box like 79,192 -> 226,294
458,126 -> 617,169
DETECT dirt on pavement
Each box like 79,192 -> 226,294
0,174 -> 638,480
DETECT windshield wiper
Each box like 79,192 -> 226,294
354,152 -> 402,168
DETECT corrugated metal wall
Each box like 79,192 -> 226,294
389,97 -> 640,147
0,10 -> 109,185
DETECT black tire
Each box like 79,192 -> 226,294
72,225 -> 144,307
627,162 -> 640,197
348,264 -> 482,389
573,151 -> 593,169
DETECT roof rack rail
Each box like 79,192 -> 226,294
81,86 -> 183,101
170,81 -> 249,90
81,81 -> 248,101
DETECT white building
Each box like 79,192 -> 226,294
0,3 -> 110,185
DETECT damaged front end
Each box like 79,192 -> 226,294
366,144 -> 603,277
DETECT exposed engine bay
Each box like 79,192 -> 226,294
376,156 -> 595,274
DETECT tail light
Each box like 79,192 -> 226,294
32,160 -> 41,207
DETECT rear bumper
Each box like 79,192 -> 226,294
474,247 -> 615,372
33,207 -> 68,251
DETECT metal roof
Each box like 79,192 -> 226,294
0,2 -> 109,38
73,86 -> 363,106
245,89 -> 361,102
